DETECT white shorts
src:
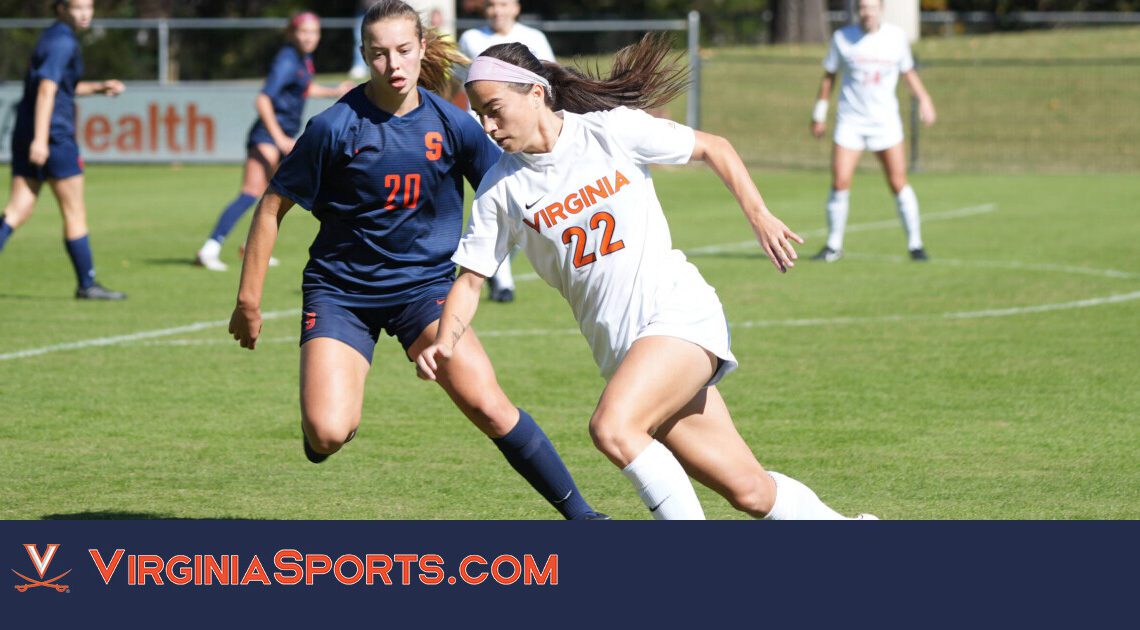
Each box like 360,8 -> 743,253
598,261 -> 738,386
834,121 -> 904,153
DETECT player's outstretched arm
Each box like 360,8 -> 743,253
229,192 -> 293,349
690,131 -> 803,273
309,80 -> 355,99
416,268 -> 485,381
903,70 -> 937,126
76,80 -> 124,96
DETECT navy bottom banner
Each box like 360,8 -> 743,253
2,521 -> 1134,625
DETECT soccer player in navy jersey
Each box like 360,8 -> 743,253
195,12 -> 352,272
228,0 -> 605,520
0,0 -> 126,299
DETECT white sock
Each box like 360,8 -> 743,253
763,471 -> 848,520
621,440 -> 705,520
199,238 -> 222,258
491,253 -> 515,291
896,185 -> 923,251
825,189 -> 850,251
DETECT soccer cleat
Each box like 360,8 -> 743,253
195,250 -> 228,271
909,248 -> 929,261
487,276 -> 515,303
811,246 -> 843,262
854,513 -> 880,520
75,283 -> 127,300
583,512 -> 612,520
302,434 -> 329,464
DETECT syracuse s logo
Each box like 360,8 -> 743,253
12,544 -> 70,593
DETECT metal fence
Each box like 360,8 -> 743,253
0,14 -> 703,130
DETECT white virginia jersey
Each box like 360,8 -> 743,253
453,108 -> 698,377
823,23 -> 914,128
458,23 -> 555,61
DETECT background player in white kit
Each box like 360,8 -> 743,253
417,37 -> 878,520
811,0 -> 937,262
457,0 -> 554,303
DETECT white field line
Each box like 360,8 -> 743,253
132,289 -> 1140,347
0,309 -> 295,361
682,203 -> 999,257
2,201 -> 1134,358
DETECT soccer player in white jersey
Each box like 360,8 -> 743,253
416,36 -> 878,520
810,0 -> 937,262
457,0 -> 555,303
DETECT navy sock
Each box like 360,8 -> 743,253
209,193 -> 257,243
493,408 -> 594,520
65,235 -> 96,289
0,215 -> 13,252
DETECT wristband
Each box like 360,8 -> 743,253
812,99 -> 829,123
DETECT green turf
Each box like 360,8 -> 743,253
0,163 -> 1136,519
667,27 -> 1140,174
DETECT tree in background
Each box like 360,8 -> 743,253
773,0 -> 829,43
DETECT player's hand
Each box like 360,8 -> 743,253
752,210 -> 804,273
28,139 -> 49,167
276,137 -> 296,155
102,80 -> 125,96
811,121 -> 826,139
229,304 -> 263,350
337,80 -> 355,95
919,98 -> 937,126
415,343 -> 453,381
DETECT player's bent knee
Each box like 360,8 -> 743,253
588,414 -> 639,465
301,416 -> 359,454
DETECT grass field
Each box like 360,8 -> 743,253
678,26 -> 1140,173
0,162 -> 1136,520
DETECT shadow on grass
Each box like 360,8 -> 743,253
143,258 -> 200,267
0,294 -> 74,301
42,511 -> 258,520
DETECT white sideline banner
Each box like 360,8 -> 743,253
0,82 -> 341,164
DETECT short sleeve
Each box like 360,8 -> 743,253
898,33 -> 915,73
457,30 -> 479,62
604,107 -> 695,166
34,35 -> 77,84
269,115 -> 337,210
455,110 -> 503,190
452,189 -> 512,278
261,49 -> 295,99
822,33 -> 840,74
529,31 -> 556,62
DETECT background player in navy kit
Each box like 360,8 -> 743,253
195,12 -> 352,272
228,0 -> 604,520
0,0 -> 126,300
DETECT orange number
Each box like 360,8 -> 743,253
590,211 -> 625,255
561,211 -> 623,268
382,174 -> 423,210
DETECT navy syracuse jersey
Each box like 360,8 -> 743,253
249,45 -> 314,141
271,86 -> 501,308
14,21 -> 83,143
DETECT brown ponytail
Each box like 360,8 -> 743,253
361,0 -> 469,95
478,33 -> 689,114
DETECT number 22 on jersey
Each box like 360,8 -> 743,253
562,211 -> 624,268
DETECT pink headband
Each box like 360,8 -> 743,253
465,56 -> 551,91
290,12 -> 320,29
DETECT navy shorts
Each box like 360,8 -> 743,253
247,121 -> 298,151
299,283 -> 452,363
10,135 -> 83,181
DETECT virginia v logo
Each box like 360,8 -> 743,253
12,544 -> 71,593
